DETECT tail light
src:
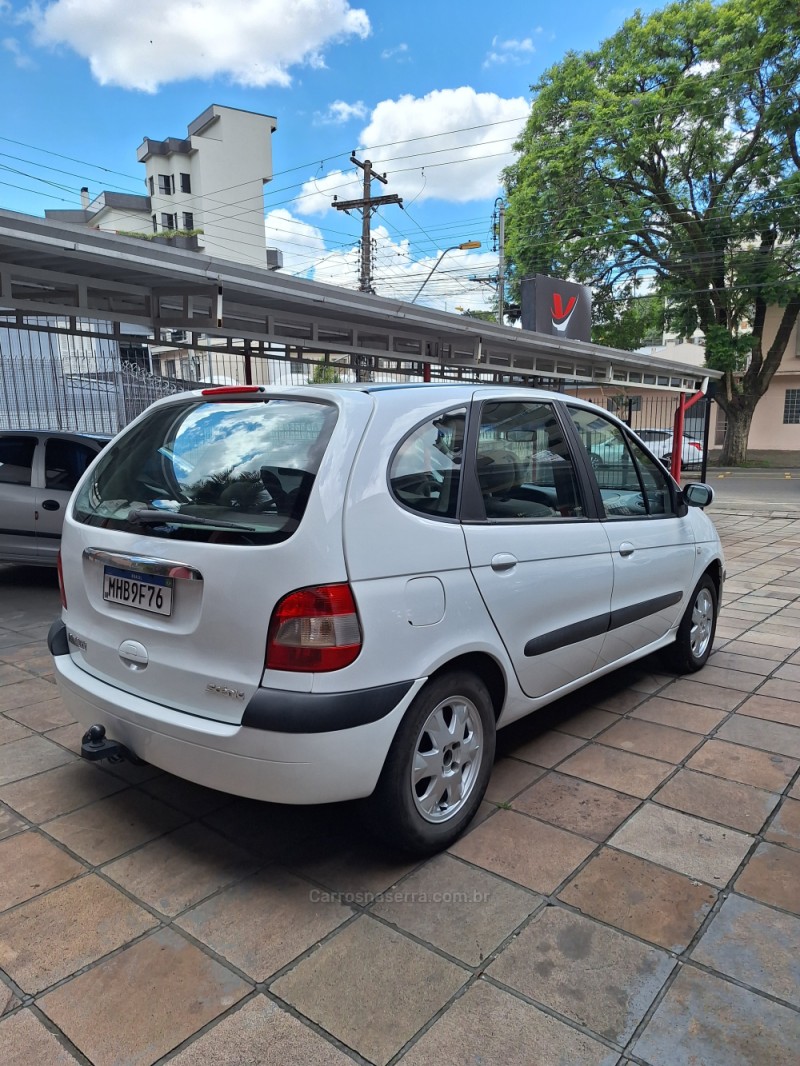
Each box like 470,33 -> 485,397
57,550 -> 67,609
689,441 -> 702,452
266,584 -> 362,672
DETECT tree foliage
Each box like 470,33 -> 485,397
504,0 -> 800,462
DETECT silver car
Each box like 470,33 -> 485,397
0,430 -> 109,565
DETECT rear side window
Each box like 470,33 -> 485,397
73,398 -> 337,545
390,408 -> 466,519
45,439 -> 100,491
0,437 -> 36,486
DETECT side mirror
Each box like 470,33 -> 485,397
683,483 -> 714,509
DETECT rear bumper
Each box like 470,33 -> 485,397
49,634 -> 422,805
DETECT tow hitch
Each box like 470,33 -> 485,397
81,724 -> 147,766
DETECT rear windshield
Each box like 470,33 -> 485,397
73,397 -> 337,546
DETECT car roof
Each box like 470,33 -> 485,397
0,429 -> 111,441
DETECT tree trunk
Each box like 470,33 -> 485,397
719,403 -> 755,465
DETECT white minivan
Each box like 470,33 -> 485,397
49,383 -> 724,853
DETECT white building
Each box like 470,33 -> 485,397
46,104 -> 281,271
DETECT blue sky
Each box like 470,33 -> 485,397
0,0 -> 667,310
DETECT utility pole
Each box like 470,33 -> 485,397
332,155 -> 403,294
494,197 -> 505,325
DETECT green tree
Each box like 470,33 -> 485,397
504,0 -> 800,464
307,362 -> 341,384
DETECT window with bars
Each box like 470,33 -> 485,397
784,389 -> 800,424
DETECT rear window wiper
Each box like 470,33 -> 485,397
127,508 -> 257,531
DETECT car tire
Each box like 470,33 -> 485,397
663,574 -> 718,674
368,671 -> 496,855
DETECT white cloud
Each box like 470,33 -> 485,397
264,209 -> 327,278
28,0 -> 370,92
266,211 -> 496,312
3,36 -> 34,68
380,42 -> 409,61
295,87 -> 529,210
317,99 -> 368,125
483,34 -> 536,68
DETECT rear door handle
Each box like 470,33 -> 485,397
491,553 -> 518,572
41,499 -> 61,511
618,542 -> 635,557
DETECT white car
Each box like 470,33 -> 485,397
0,429 -> 110,565
49,384 -> 723,853
591,427 -> 704,471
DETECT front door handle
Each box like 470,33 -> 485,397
41,499 -> 61,511
491,553 -> 518,572
619,542 -> 635,557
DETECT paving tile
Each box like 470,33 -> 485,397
449,808 -> 595,893
0,1009 -> 81,1066
759,678 -> 800,702
608,803 -> 754,885
633,965 -> 800,1066
736,693 -> 800,727
708,651 -> 776,676
373,854 -> 538,966
39,928 -> 250,1066
0,663 -> 33,687
484,756 -> 545,804
734,841 -> 800,915
203,799 -> 326,864
141,773 -> 232,816
0,761 -> 127,824
103,823 -> 259,916
5,698 -> 75,732
0,677 -> 59,713
653,768 -> 779,834
720,639 -> 791,662
177,867 -> 351,981
688,665 -> 761,692
629,696 -> 727,734
592,687 -> 648,713
686,738 -> 799,791
293,835 -> 420,897
0,716 -> 31,746
512,771 -> 639,842
0,734 -> 74,786
559,847 -> 716,951
0,874 -> 157,993
42,723 -> 84,755
167,995 -> 354,1065
400,978 -> 619,1066
735,629 -> 799,650
554,707 -> 620,739
716,715 -> 800,759
0,981 -> 19,1016
271,916 -> 468,1066
43,788 -> 187,864
597,718 -> 700,763
692,893 -> 800,1005
765,797 -> 800,850
773,662 -> 800,683
658,679 -> 743,711
0,803 -> 26,840
0,830 -> 84,911
489,905 -> 673,1044
557,743 -> 673,798
505,729 -> 586,768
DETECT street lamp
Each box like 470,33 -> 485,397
411,241 -> 481,304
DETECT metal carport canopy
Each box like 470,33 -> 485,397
0,209 -> 720,392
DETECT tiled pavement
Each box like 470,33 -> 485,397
1,509 -> 800,1065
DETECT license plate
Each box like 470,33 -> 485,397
103,566 -> 173,616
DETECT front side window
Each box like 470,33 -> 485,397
74,398 -> 337,545
569,407 -> 675,518
390,408 -> 465,519
45,440 -> 100,492
476,402 -> 583,519
0,437 -> 36,486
